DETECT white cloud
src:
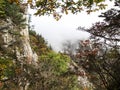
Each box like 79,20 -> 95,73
29,1 -> 114,51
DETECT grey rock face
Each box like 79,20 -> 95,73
0,18 -> 38,65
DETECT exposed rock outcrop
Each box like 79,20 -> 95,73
69,61 -> 94,89
0,18 -> 38,65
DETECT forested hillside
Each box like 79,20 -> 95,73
0,1 -> 88,90
0,0 -> 120,90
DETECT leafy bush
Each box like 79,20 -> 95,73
39,51 -> 70,75
27,51 -> 80,90
0,57 -> 15,81
0,0 -> 6,18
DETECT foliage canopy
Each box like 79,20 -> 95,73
5,0 -> 113,20
76,6 -> 120,90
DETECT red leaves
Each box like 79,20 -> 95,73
76,40 -> 99,58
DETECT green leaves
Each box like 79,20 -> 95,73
0,0 -> 6,18
5,2 -> 26,27
39,51 -> 70,75
0,57 -> 14,81
0,0 -> 26,28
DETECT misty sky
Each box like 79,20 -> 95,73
29,1 -> 114,51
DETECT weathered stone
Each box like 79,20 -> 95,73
0,18 -> 38,65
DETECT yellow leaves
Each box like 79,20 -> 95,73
53,12 -> 61,21
5,0 -> 109,21
8,0 -> 19,4
0,57 -> 14,80
94,0 -> 105,4
27,0 -> 32,5
65,8 -> 68,14
98,3 -> 107,10
61,7 -> 68,15
41,47 -> 47,52
27,0 -> 32,3
0,64 -> 7,69
86,2 -> 107,14
8,0 -> 32,5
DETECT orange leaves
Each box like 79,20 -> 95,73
15,68 -> 22,75
8,0 -> 19,4
0,81 -> 3,88
83,87 -> 89,90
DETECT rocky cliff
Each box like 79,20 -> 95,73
0,18 -> 38,65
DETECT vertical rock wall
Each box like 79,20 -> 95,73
0,18 -> 38,65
